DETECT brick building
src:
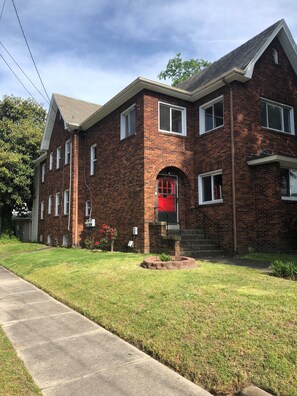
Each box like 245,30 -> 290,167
33,19 -> 297,255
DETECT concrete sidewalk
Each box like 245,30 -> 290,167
0,266 -> 212,396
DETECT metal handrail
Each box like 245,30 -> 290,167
154,206 -> 180,236
190,206 -> 220,248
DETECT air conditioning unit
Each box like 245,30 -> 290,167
85,218 -> 95,228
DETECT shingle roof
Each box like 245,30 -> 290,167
178,20 -> 283,92
53,93 -> 101,125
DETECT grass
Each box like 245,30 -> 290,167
1,244 -> 297,395
244,252 -> 297,264
0,327 -> 41,395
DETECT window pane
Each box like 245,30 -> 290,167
202,176 -> 212,202
160,104 -> 170,131
205,106 -> 213,131
129,108 -> 136,135
280,169 -> 289,196
214,101 -> 223,128
283,108 -> 291,133
290,170 -> 297,197
261,101 -> 267,127
172,109 -> 182,133
268,104 -> 282,130
213,174 -> 222,200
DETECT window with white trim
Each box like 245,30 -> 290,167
49,152 -> 53,170
63,235 -> 69,247
64,190 -> 69,215
280,168 -> 297,200
48,195 -> 52,214
40,201 -> 44,220
199,96 -> 224,134
56,147 -> 61,169
198,170 -> 223,205
85,200 -> 91,217
90,144 -> 97,175
120,104 -> 136,139
41,163 -> 45,182
261,98 -> 294,134
159,102 -> 186,135
47,234 -> 51,245
55,192 -> 60,216
65,140 -> 71,165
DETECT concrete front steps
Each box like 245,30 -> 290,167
169,228 -> 224,258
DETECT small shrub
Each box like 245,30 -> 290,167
270,260 -> 297,280
82,237 -> 94,250
0,233 -> 19,244
159,253 -> 171,262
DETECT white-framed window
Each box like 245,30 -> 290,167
39,234 -> 43,242
47,234 -> 51,246
198,170 -> 223,205
65,140 -> 71,165
41,163 -> 45,182
56,146 -> 61,169
159,102 -> 186,135
280,168 -> 297,200
272,48 -> 279,64
261,98 -> 294,135
85,200 -> 91,217
199,96 -> 224,134
120,104 -> 136,140
90,144 -> 97,176
49,152 -> 53,170
64,190 -> 70,215
40,201 -> 44,220
63,235 -> 69,247
55,192 -> 60,216
48,195 -> 52,214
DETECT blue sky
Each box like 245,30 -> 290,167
0,0 -> 296,108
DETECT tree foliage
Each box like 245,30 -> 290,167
0,95 -> 46,232
158,52 -> 211,86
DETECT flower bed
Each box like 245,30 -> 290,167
141,256 -> 197,270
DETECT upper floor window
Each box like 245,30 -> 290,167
55,192 -> 60,216
65,140 -> 71,165
40,201 -> 44,220
49,152 -> 53,171
64,190 -> 70,215
85,200 -> 91,217
198,170 -> 223,205
199,96 -> 224,134
280,168 -> 297,200
159,102 -> 186,136
272,48 -> 279,64
261,98 -> 294,135
90,144 -> 97,176
41,163 -> 45,182
48,195 -> 52,214
120,104 -> 136,140
56,147 -> 61,169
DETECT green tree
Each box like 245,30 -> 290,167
158,52 -> 211,87
0,95 -> 46,235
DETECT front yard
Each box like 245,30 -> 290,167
0,243 -> 296,395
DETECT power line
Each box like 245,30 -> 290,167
0,41 -> 50,104
0,0 -> 6,23
11,0 -> 51,103
0,52 -> 37,103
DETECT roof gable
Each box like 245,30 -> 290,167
178,19 -> 297,91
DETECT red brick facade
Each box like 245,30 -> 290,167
37,37 -> 297,254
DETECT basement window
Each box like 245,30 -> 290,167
198,170 -> 223,205
280,168 -> 297,200
261,98 -> 294,134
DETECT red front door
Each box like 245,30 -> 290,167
157,176 -> 178,224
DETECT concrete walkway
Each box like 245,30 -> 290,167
0,266 -> 212,396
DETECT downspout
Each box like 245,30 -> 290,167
229,85 -> 238,254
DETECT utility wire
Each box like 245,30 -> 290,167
11,0 -> 51,103
0,52 -> 37,102
0,41 -> 50,104
0,0 -> 6,23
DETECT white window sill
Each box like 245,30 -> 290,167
281,197 -> 297,201
200,124 -> 224,135
261,126 -> 294,136
159,129 -> 186,137
199,199 -> 223,205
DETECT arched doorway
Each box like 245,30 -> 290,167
156,173 -> 178,226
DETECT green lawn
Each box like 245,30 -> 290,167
0,327 -> 41,395
1,244 -> 296,396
